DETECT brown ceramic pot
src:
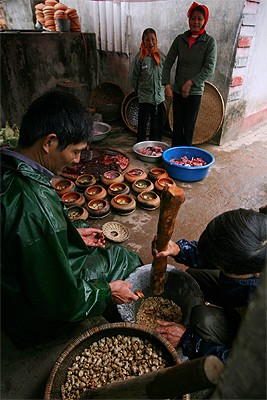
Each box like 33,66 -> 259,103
101,170 -> 124,186
148,167 -> 168,182
124,168 -> 147,184
132,179 -> 154,195
84,185 -> 107,202
86,199 -> 110,218
75,174 -> 97,191
53,179 -> 75,196
154,177 -> 176,194
62,191 -> 86,208
111,194 -> 136,214
137,191 -> 160,210
107,182 -> 130,197
67,206 -> 89,221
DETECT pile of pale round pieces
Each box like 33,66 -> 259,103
61,334 -> 167,399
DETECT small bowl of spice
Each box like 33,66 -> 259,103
62,191 -> 86,208
86,199 -> 110,218
53,179 -> 75,196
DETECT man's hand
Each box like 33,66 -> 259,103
77,228 -> 105,248
152,236 -> 180,258
156,320 -> 186,348
109,281 -> 139,304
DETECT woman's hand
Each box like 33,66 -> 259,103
77,228 -> 105,248
156,320 -> 186,348
109,281 -> 139,304
181,79 -> 193,98
165,84 -> 173,102
152,236 -> 180,258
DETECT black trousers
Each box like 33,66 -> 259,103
137,102 -> 164,143
172,92 -> 202,147
186,268 -> 241,345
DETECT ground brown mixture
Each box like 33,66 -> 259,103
136,297 -> 183,330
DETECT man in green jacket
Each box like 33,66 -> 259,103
1,90 -> 142,348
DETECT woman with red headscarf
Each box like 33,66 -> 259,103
162,2 -> 217,147
130,28 -> 166,143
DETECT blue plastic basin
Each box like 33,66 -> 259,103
162,146 -> 215,182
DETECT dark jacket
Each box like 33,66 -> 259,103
174,239 -> 261,363
1,149 -> 142,347
162,30 -> 217,95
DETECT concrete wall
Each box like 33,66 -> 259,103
2,0 -> 267,144
1,32 -> 98,125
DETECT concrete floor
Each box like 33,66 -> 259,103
1,119 -> 267,400
91,119 -> 267,266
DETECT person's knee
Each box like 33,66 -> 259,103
189,304 -> 235,345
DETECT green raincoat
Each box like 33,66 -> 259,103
1,149 -> 142,347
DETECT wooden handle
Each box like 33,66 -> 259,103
151,184 -> 185,295
84,355 -> 224,399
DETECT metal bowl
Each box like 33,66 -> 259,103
133,141 -> 170,163
91,122 -> 111,142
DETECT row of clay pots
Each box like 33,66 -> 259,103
54,167 -> 170,196
54,167 -> 176,219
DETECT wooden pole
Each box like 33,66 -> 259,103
150,184 -> 185,295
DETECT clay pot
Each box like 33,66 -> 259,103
154,177 -> 176,194
75,174 -> 97,191
67,206 -> 89,221
101,170 -> 124,186
137,191 -> 161,210
108,182 -> 130,197
84,185 -> 107,202
148,167 -> 168,182
124,168 -> 147,184
86,199 -> 110,218
132,179 -> 154,195
53,179 -> 75,196
62,191 -> 86,208
111,194 -> 136,215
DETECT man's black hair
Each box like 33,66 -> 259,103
19,90 -> 93,150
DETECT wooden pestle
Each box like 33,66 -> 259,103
150,184 -> 185,295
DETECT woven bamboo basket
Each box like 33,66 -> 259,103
168,81 -> 225,144
44,322 -> 180,400
122,91 -> 167,134
88,82 -> 124,122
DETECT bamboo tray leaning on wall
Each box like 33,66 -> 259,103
168,81 -> 225,145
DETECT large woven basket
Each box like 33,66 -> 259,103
89,82 -> 124,122
168,81 -> 225,144
122,91 -> 167,134
45,322 -> 180,400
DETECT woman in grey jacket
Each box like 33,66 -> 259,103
130,28 -> 166,143
162,2 -> 217,147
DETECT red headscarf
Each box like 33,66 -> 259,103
187,2 -> 209,35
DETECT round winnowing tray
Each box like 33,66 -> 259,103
168,81 -> 225,144
102,222 -> 130,243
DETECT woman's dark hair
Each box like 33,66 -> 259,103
19,90 -> 93,150
142,28 -> 157,42
189,6 -> 206,19
197,209 -> 267,275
